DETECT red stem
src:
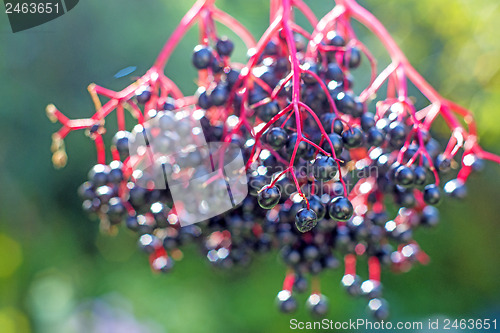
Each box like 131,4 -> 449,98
344,254 -> 356,276
368,256 -> 381,281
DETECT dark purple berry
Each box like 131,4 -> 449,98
106,197 -> 126,224
312,156 -> 338,181
326,31 -> 346,46
138,234 -> 161,254
265,127 -> 288,150
295,208 -> 318,233
163,98 -> 176,111
342,127 -> 364,148
286,133 -> 309,158
276,290 -> 297,313
192,45 -> 214,69
345,47 -> 362,69
112,131 -> 131,159
216,37 -> 234,57
264,40 -> 279,56
435,154 -> 452,173
78,182 -> 95,200
257,185 -> 281,209
108,160 -> 124,184
197,87 -> 213,109
388,121 -> 407,147
306,294 -> 329,316
341,274 -> 362,296
394,166 -> 414,187
328,197 -> 354,221
301,62 -> 318,85
135,88 -> 151,104
336,92 -> 356,115
413,166 -> 428,186
294,275 -> 308,293
366,127 -> 385,147
444,179 -> 467,199
325,63 -> 344,82
367,298 -> 390,321
308,195 -> 326,220
88,164 -> 110,187
210,83 -> 229,106
248,174 -> 268,196
333,118 -> 344,135
360,112 -> 376,131
225,68 -> 240,87
423,184 -> 441,205
360,280 -> 383,299
257,101 -> 280,122
322,133 -> 344,157
420,206 -> 439,227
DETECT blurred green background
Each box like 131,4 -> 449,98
1,0 -> 499,332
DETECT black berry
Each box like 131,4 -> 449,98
328,197 -> 354,221
257,185 -> 281,209
295,208 -> 318,233
192,45 -> 214,69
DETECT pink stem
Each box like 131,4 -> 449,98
211,7 -> 256,48
154,0 -> 207,70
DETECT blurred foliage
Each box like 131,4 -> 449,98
0,0 -> 499,332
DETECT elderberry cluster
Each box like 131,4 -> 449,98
49,0 -> 496,322
71,29 -> 485,319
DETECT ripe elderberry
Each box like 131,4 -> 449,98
216,37 -> 234,57
312,156 -> 337,181
306,294 -> 329,316
342,127 -> 364,148
276,290 -> 297,313
423,184 -> 441,205
394,165 -> 415,187
258,185 -> 281,209
328,197 -> 354,221
265,127 -> 288,150
295,208 -> 318,233
192,45 -> 214,69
